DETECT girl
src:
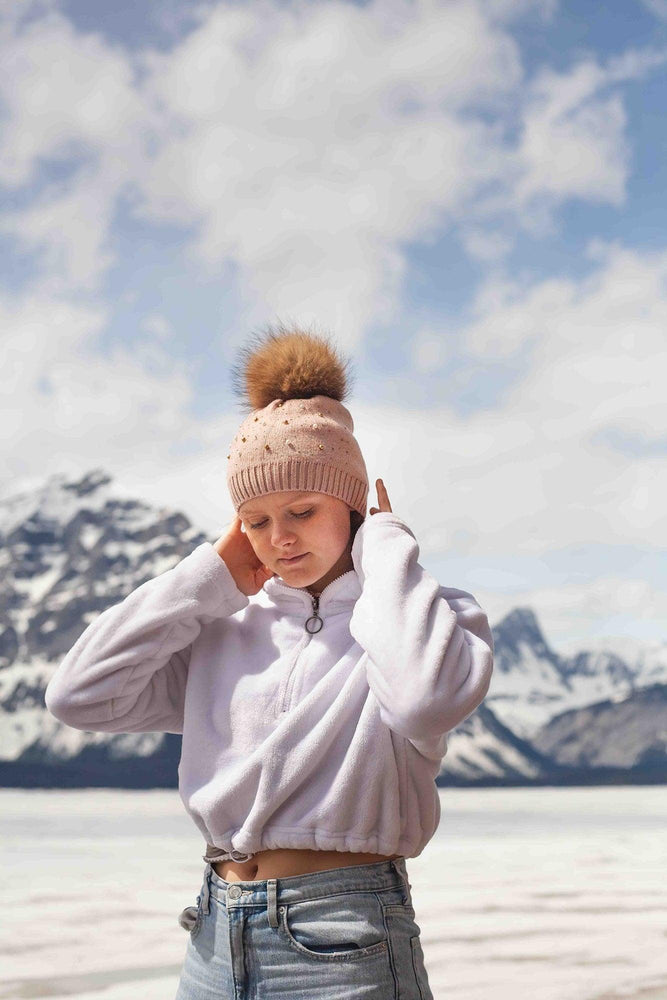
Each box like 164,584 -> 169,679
45,327 -> 494,999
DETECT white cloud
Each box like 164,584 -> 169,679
0,2 -> 150,291
460,227 -> 516,261
141,313 -> 174,339
128,0 -> 527,343
0,163 -> 119,292
411,325 -> 453,373
479,571 -> 667,651
1,288 -> 203,493
639,0 -> 667,20
2,296 -> 106,419
426,242 -> 667,551
0,4 -> 143,187
458,44 -> 667,249
515,61 -> 630,211
424,244 -> 662,566
2,0 -> 666,325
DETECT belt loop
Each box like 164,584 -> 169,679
266,878 -> 279,928
391,857 -> 409,893
201,863 -> 212,915
390,858 -> 403,879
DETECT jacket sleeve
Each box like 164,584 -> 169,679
349,512 -> 494,742
44,542 -> 249,735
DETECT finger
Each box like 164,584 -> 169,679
375,479 -> 390,511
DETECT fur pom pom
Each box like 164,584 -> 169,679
230,322 -> 354,412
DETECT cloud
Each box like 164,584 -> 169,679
429,241 -> 667,551
0,164 -> 120,292
128,0 -> 667,338
128,0 -> 527,341
0,3 -> 143,188
2,0 -> 666,332
517,72 -> 628,210
461,44 -> 667,249
0,1 -> 150,291
1,287 -> 201,481
141,313 -> 174,340
411,324 -> 453,373
639,0 -> 667,20
516,45 -> 667,209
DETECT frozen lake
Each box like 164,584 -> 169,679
0,785 -> 665,999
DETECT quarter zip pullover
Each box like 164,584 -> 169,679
45,512 -> 494,863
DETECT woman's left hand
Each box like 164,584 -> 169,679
369,478 -> 393,516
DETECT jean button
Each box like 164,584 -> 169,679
227,884 -> 242,899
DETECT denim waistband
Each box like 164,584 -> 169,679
198,856 -> 410,930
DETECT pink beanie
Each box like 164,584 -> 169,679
226,327 -> 369,518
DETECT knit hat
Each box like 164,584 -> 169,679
227,326 -> 369,518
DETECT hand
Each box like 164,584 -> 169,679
213,515 -> 277,596
368,478 -> 393,516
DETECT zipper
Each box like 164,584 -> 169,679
305,592 -> 323,634
280,637 -> 309,713
275,569 -> 355,714
272,570 -> 356,633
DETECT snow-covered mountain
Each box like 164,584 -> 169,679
439,686 -> 667,786
531,683 -> 667,773
483,607 -> 667,741
0,469 -> 664,788
0,469 -> 206,785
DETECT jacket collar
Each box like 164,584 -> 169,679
262,567 -> 361,611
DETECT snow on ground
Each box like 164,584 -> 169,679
0,785 -> 665,1000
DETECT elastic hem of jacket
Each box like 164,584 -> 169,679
202,848 -> 255,862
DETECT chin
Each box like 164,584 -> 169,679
279,563 -> 321,586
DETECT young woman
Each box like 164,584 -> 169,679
45,327 -> 494,999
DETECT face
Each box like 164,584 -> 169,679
238,490 -> 355,595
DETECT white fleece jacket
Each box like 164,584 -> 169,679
45,512 -> 494,862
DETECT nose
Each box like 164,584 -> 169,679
270,524 -> 299,550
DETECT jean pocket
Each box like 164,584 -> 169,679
177,894 -> 203,940
278,891 -> 389,962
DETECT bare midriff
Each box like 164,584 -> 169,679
213,847 -> 402,882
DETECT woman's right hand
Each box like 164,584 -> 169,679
213,515 -> 277,596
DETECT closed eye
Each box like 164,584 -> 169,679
249,509 -> 314,530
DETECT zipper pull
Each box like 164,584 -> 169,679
305,593 -> 323,633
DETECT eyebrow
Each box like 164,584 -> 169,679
240,493 -> 317,516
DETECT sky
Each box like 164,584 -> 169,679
2,0 -> 666,654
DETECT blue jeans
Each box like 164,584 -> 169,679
175,856 -> 433,999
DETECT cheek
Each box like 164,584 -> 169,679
333,524 -> 352,549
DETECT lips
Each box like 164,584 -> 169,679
280,553 -> 308,563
